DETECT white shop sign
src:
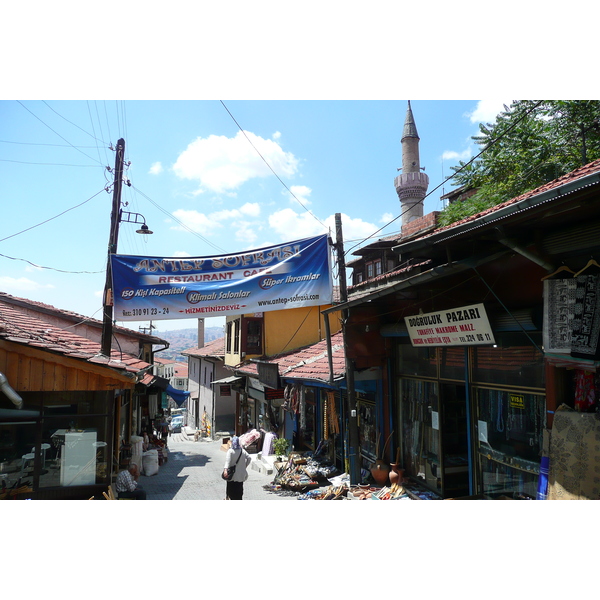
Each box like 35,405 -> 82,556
404,303 -> 496,347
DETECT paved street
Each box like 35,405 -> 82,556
137,431 -> 298,501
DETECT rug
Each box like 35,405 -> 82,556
548,407 -> 600,500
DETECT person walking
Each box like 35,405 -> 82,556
222,436 -> 252,500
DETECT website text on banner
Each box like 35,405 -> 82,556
110,234 -> 333,322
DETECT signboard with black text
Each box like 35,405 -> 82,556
404,303 -> 496,347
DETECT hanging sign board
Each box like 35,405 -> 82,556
110,234 -> 333,322
404,303 -> 496,347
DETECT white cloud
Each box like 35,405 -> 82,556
172,250 -> 191,257
442,148 -> 473,163
0,276 -> 54,292
149,161 -> 163,175
272,131 -> 281,140
268,209 -> 378,244
240,202 -> 260,217
288,185 -> 312,206
468,100 -> 511,125
380,212 -> 394,224
172,130 -> 299,194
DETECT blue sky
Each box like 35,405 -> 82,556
0,99 -> 512,335
1,4 -> 589,338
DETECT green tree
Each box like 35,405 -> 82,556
439,100 -> 600,227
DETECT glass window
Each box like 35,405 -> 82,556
439,346 -> 466,381
397,343 -> 438,378
400,379 -> 442,494
41,416 -> 109,488
475,387 -> 545,499
357,400 -> 377,460
472,333 -> 544,389
0,421 -> 37,491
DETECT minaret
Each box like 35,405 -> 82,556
395,101 -> 429,228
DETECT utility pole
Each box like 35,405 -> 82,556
335,213 -> 360,484
101,138 -> 126,357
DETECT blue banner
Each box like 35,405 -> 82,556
110,234 -> 333,321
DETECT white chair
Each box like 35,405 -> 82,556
20,452 -> 35,478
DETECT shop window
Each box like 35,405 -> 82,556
358,400 -> 377,460
0,391 -> 111,492
474,388 -> 545,499
298,388 -> 316,450
439,346 -> 465,381
397,343 -> 438,379
400,378 -> 442,494
472,333 -> 544,389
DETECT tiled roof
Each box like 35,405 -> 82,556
233,332 -> 345,384
411,158 -> 600,243
181,337 -> 225,358
0,292 -> 168,345
348,259 -> 432,295
0,296 -> 152,376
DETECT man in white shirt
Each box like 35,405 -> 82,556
115,463 -> 147,499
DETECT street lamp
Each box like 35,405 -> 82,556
100,138 -> 153,357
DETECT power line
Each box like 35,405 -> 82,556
130,185 -> 226,253
0,252 -> 104,274
16,100 -> 105,166
42,101 -> 106,144
0,158 -> 100,167
344,100 -> 545,257
0,188 -> 106,243
219,100 -> 328,230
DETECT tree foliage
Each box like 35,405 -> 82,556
439,100 -> 600,227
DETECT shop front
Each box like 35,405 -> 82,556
1,389 -> 118,499
395,305 -> 545,499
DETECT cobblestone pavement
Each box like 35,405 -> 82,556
138,432 -> 298,501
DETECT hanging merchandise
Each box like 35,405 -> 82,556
574,370 -> 596,412
571,263 -> 600,360
299,386 -> 306,431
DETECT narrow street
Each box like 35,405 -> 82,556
137,431 -> 298,501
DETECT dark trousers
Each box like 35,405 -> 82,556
118,489 -> 147,500
226,481 -> 244,500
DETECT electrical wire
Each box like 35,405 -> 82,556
344,100 -> 545,257
0,188 -> 106,243
219,100 -> 328,230
16,101 -> 105,166
0,252 -> 104,274
42,101 -> 106,145
130,184 -> 226,253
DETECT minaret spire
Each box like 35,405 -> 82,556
395,101 -> 429,228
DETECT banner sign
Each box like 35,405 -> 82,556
404,303 -> 496,347
110,234 -> 333,322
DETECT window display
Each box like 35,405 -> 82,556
400,379 -> 442,494
475,388 -> 545,498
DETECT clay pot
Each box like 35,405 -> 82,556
370,459 -> 390,486
389,463 -> 405,486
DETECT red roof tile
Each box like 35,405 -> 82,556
181,337 -> 225,358
234,332 -> 345,383
0,296 -> 152,377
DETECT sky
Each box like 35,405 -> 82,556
0,3 -> 592,342
0,99 -> 511,335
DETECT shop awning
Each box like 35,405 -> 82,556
211,376 -> 243,385
144,375 -> 190,406
166,384 -> 190,407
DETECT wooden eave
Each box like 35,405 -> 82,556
0,339 -> 136,393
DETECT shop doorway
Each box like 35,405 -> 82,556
440,383 -> 470,498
